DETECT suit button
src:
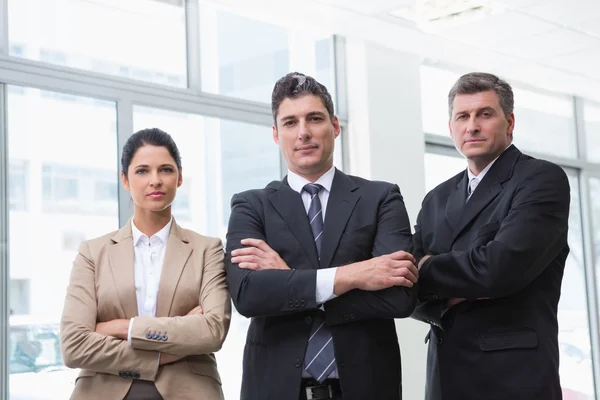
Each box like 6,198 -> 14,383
304,316 -> 313,325
436,337 -> 443,345
134,372 -> 140,379
295,359 -> 302,368
432,295 -> 440,300
146,332 -> 152,339
343,315 -> 349,321
294,300 -> 300,307
119,371 -> 124,377
289,300 -> 294,308
349,314 -> 355,320
161,334 -> 168,341
152,333 -> 160,340
300,300 -> 306,307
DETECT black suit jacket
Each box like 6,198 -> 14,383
412,145 -> 570,400
225,169 -> 417,400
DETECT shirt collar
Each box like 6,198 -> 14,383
287,165 -> 336,194
467,144 -> 512,182
131,217 -> 173,247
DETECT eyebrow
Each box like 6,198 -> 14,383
279,111 -> 327,121
454,106 -> 495,115
134,163 -> 176,169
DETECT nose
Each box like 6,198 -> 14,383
298,120 -> 311,141
149,172 -> 162,187
466,116 -> 480,135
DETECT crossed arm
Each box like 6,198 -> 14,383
225,185 -> 419,324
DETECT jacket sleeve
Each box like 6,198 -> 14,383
129,238 -> 232,357
225,192 -> 320,318
60,242 -> 160,381
419,162 -> 570,299
325,184 -> 418,325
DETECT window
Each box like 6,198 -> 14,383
7,86 -> 119,399
9,160 -> 28,211
424,153 -> 595,400
8,0 -> 187,87
133,106 -> 280,399
199,2 -> 334,104
511,88 -> 577,158
583,101 -> 600,163
420,66 -> 460,137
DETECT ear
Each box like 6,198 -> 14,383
506,112 -> 515,139
332,115 -> 341,139
177,169 -> 183,188
121,171 -> 130,191
448,119 -> 454,140
272,124 -> 279,144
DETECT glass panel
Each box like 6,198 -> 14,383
133,107 -> 280,399
559,173 -> 595,400
420,66 -> 460,137
424,152 -> 466,191
583,101 -> 600,163
511,88 -> 577,158
7,86 -> 118,399
424,154 -> 595,399
8,0 -> 187,87
199,1 -> 334,105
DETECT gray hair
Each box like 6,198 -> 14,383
271,72 -> 335,126
448,72 -> 514,118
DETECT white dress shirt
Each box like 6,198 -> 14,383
466,145 -> 512,200
287,166 -> 337,304
127,218 -> 173,345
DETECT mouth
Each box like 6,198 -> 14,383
296,144 -> 318,152
147,191 -> 166,199
464,138 -> 486,144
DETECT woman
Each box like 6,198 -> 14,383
60,128 -> 231,400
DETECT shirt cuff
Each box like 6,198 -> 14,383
315,268 -> 338,304
127,318 -> 135,346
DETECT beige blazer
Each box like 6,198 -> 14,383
60,220 -> 231,400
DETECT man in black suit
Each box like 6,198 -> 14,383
412,72 -> 570,400
225,72 -> 418,400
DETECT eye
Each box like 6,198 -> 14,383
135,169 -> 147,175
481,111 -> 492,117
161,167 -> 175,173
283,120 -> 296,127
309,116 -> 324,122
456,114 -> 466,120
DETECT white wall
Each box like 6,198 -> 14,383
345,39 -> 429,400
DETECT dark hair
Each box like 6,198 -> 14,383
448,72 -> 514,118
121,128 -> 182,177
271,72 -> 335,125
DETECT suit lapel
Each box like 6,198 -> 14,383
269,179 -> 320,269
319,170 -> 360,269
449,145 -> 521,243
156,222 -> 192,317
107,223 -> 138,318
445,171 -> 468,235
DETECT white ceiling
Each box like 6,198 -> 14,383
209,0 -> 600,102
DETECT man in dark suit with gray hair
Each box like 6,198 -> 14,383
413,72 -> 570,400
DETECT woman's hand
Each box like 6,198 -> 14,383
95,319 -> 130,340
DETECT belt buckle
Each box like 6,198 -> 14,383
305,383 -> 333,400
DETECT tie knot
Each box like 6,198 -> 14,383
468,178 -> 479,196
303,183 -> 323,196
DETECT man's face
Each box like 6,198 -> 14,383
273,94 -> 340,179
449,90 -> 514,167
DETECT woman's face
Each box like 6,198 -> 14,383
121,145 -> 182,214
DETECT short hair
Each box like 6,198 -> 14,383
271,72 -> 335,125
448,72 -> 514,118
121,128 -> 182,177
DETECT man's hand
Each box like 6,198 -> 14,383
334,250 -> 418,295
231,239 -> 290,270
418,255 -> 431,270
95,319 -> 129,340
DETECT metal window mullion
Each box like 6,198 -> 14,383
0,83 -> 9,400
117,99 -> 134,227
185,0 -> 201,91
0,0 -> 8,55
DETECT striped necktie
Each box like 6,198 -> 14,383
302,183 -> 337,382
